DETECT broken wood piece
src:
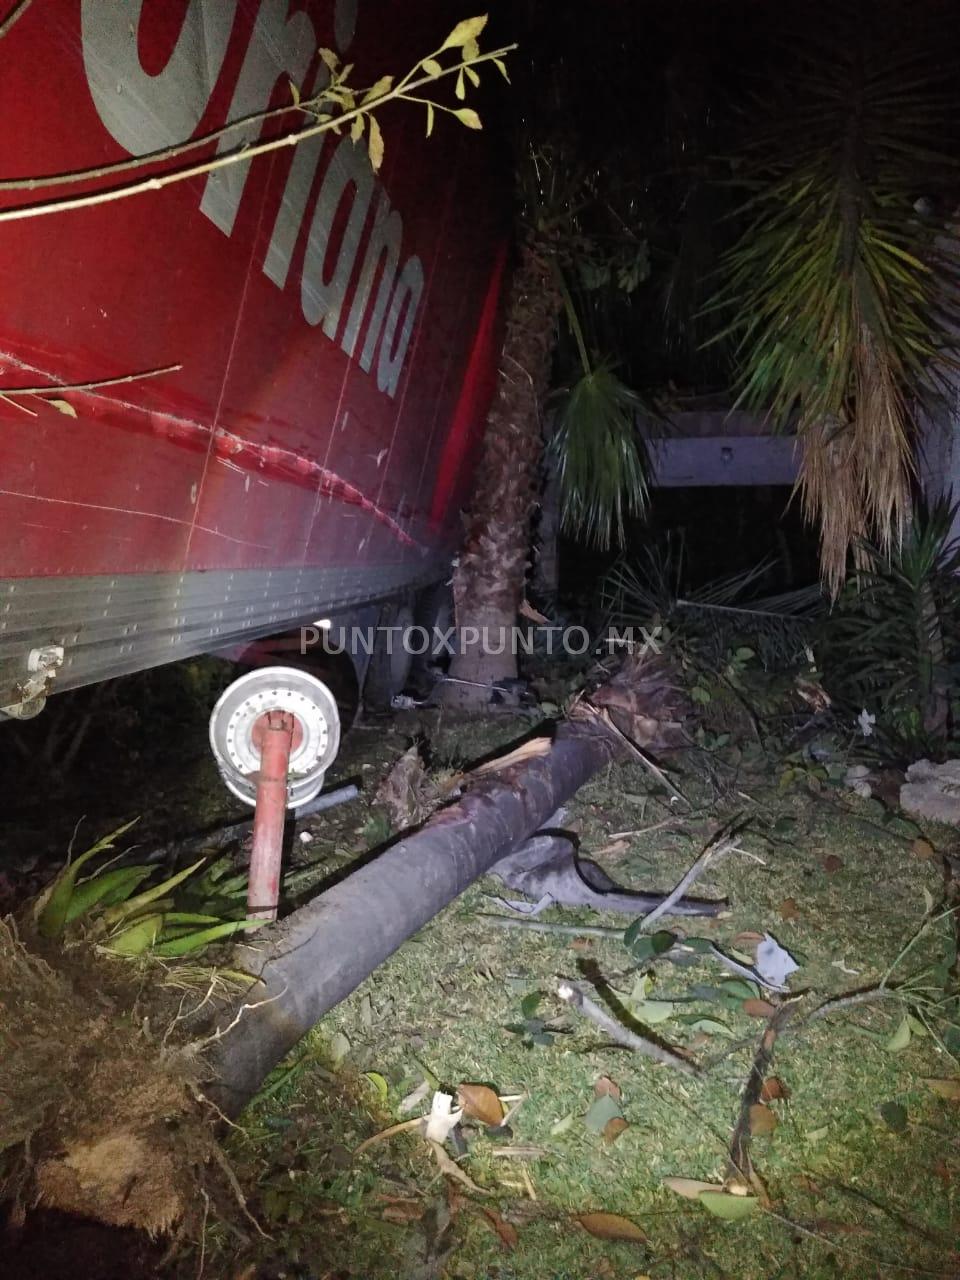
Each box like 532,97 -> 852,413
556,978 -> 700,1076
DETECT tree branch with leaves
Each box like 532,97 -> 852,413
0,16 -> 514,223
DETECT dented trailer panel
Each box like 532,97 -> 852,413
0,0 -> 505,712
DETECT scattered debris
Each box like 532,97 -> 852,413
901,760 -> 960,826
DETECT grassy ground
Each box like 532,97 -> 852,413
201,707 -> 960,1280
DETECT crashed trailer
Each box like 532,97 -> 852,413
0,0 -> 507,751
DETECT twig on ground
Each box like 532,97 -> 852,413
556,978 -> 700,1076
805,985 -> 898,1023
639,829 -> 747,932
478,915 -> 626,939
354,1117 -> 423,1156
608,817 -> 684,840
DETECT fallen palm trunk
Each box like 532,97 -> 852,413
205,719 -> 626,1113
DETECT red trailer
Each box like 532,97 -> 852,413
0,0 -> 506,723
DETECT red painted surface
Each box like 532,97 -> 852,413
0,2 -> 505,583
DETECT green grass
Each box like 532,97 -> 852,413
208,714 -> 959,1279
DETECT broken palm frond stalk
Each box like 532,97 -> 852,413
727,999 -> 801,1190
556,978 -> 700,1077
639,829 -> 748,932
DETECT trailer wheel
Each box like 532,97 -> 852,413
363,598 -> 414,711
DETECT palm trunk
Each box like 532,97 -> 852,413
443,241 -> 562,708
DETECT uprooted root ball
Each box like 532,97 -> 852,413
0,916 -> 238,1236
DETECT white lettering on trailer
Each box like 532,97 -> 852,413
342,189 -> 401,370
301,136 -> 375,340
81,0 -> 425,399
378,256 -> 425,397
81,1 -> 236,154
199,0 -> 315,236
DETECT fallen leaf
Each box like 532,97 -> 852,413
570,937 -> 594,951
382,1201 -> 424,1223
480,1207 -> 518,1250
760,1077 -> 790,1103
698,1191 -> 759,1221
550,1112 -> 574,1136
778,897 -> 800,921
603,1116 -> 629,1146
457,1083 -> 504,1127
822,854 -> 843,874
575,1212 -> 647,1244
912,837 -> 936,861
663,1177 -> 720,1200
932,1158 -> 952,1185
732,930 -> 765,951
748,1103 -> 778,1136
364,1071 -> 389,1102
46,397 -> 78,418
743,998 -> 777,1018
584,1094 -> 623,1134
595,1075 -> 622,1100
926,1078 -> 960,1101
886,1016 -> 912,1053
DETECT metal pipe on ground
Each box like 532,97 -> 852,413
247,710 -> 296,921
205,719 -> 620,1114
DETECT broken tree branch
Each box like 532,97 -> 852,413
0,364 -> 181,403
0,46 -> 516,224
727,999 -> 801,1185
639,830 -> 745,932
556,978 -> 700,1076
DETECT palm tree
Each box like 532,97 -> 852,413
711,2 -> 960,594
442,143 -> 651,706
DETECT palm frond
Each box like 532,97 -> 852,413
551,361 -> 649,550
711,14 -> 960,592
